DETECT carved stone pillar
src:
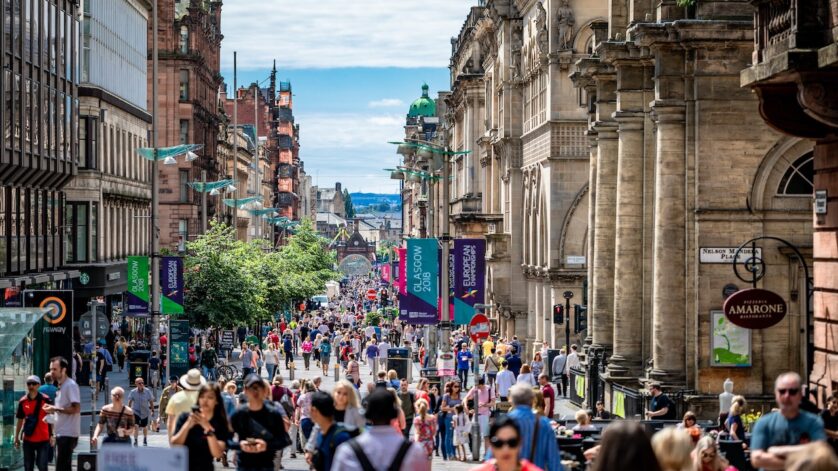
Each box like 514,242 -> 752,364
590,72 -> 618,351
650,100 -> 687,381
585,133 -> 598,346
608,59 -> 648,377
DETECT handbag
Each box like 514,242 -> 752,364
247,409 -> 291,450
22,395 -> 43,437
103,407 -> 131,443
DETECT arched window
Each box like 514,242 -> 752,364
777,152 -> 814,196
180,26 -> 189,54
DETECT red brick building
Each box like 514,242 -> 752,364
150,0 -> 223,249
222,63 -> 304,245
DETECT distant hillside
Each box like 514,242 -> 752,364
349,193 -> 401,207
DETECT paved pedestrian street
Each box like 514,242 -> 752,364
73,348 -> 579,471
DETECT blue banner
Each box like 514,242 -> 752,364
454,239 -> 486,325
399,238 -> 439,325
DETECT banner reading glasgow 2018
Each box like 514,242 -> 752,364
399,239 -> 439,325
160,256 -> 184,315
454,239 -> 485,325
126,256 -> 149,315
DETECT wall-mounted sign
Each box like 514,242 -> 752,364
566,256 -> 586,265
79,272 -> 90,285
722,284 -> 739,299
815,190 -> 828,215
723,288 -> 787,329
700,247 -> 762,264
710,310 -> 752,367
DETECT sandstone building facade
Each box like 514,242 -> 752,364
152,0 -> 223,250
573,0 -> 813,415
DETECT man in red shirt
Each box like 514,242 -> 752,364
15,375 -> 53,471
539,374 -> 556,419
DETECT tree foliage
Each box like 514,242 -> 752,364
183,219 -> 338,328
343,189 -> 356,218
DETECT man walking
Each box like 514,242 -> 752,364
398,379 -> 415,439
495,360 -> 516,402
228,374 -> 290,470
333,389 -> 428,471
465,377 -> 493,453
307,391 -> 353,471
551,348 -> 568,397
644,383 -> 676,420
456,344 -> 473,389
378,337 -> 390,373
127,378 -> 155,446
240,343 -> 254,378
43,357 -> 80,471
539,374 -> 556,419
14,375 -> 52,471
496,384 -> 562,471
751,372 -> 826,470
200,344 -> 218,382
564,344 -> 580,378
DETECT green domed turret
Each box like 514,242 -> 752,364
408,84 -> 436,118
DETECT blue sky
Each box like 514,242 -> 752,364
219,0 -> 475,194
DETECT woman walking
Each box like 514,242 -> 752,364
531,352 -> 544,379
264,343 -> 279,381
439,381 -> 463,460
91,387 -> 135,447
301,337 -> 313,370
171,383 -> 230,471
114,338 -> 128,372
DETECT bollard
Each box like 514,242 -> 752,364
334,362 -> 340,382
470,413 -> 481,461
289,361 -> 295,381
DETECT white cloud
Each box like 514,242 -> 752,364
295,111 -> 406,193
220,0 -> 472,69
368,98 -> 405,108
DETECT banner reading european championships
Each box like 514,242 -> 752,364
454,239 -> 486,325
399,239 -> 439,325
126,256 -> 149,315
160,256 -> 184,315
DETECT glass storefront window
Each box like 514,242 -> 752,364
91,202 -> 97,262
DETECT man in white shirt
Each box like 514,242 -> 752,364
378,339 -> 391,372
565,344 -> 580,376
495,360 -> 516,402
43,357 -> 80,471
333,389 -> 428,471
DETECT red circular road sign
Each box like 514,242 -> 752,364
366,289 -> 378,301
469,313 -> 491,342
723,288 -> 787,329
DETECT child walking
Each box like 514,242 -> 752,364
452,404 -> 471,462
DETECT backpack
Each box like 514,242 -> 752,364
311,424 -> 361,471
188,346 -> 197,364
202,349 -> 216,368
320,342 -> 331,355
348,438 -> 412,471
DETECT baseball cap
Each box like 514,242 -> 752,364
244,373 -> 265,388
26,375 -> 41,385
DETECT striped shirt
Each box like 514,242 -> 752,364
507,406 -> 563,471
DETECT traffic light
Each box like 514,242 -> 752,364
553,304 -> 564,324
574,304 -> 588,333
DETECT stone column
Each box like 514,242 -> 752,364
528,279 -> 538,353
608,61 -> 648,377
590,72 -> 618,350
585,132 -> 598,346
650,102 -> 687,380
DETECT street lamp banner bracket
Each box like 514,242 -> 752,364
136,144 -> 203,161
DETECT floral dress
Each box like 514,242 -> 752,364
413,414 -> 437,457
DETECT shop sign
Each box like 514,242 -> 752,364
723,288 -> 787,329
98,444 -> 186,471
436,352 -> 455,376
24,290 -> 73,378
710,310 -> 752,367
220,330 -> 235,350
79,272 -> 90,285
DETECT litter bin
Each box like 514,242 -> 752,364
387,348 -> 410,382
128,349 -> 151,386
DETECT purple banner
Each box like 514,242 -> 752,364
453,239 -> 486,325
160,256 -> 184,314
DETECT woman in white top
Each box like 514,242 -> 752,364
264,343 -> 279,381
515,363 -> 536,387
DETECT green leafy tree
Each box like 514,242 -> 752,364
343,189 -> 356,218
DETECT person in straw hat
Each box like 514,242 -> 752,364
165,368 -> 206,442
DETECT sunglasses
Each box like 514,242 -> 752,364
777,388 -> 800,396
490,437 -> 520,448
26,382 -> 39,386
112,393 -> 122,398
